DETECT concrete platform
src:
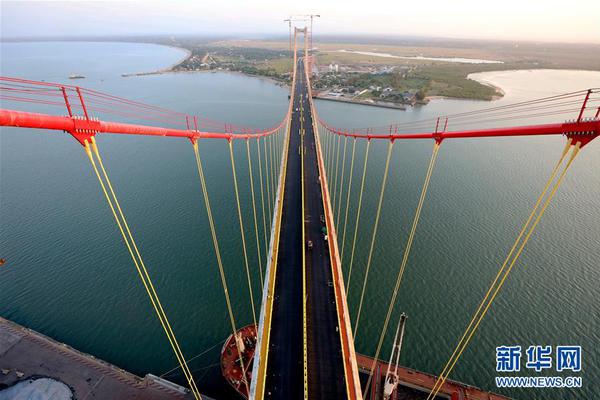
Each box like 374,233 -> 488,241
0,316 -> 209,400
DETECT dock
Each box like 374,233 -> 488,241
0,316 -> 210,399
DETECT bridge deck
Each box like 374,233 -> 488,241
262,60 -> 305,399
302,67 -> 348,399
262,60 -> 348,399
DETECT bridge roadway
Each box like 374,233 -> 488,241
263,59 -> 347,399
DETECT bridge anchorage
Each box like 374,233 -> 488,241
1,27 -> 599,400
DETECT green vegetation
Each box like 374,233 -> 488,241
172,44 -> 504,101
412,65 -> 499,100
313,65 -> 499,103
173,46 -> 292,82
162,36 -> 598,103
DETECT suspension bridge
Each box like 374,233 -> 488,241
1,27 -> 598,400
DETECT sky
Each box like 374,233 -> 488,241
1,0 -> 599,44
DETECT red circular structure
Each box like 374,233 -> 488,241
220,324 -> 257,399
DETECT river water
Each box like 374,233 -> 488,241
1,42 -> 599,399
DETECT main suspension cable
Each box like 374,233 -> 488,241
427,140 -> 579,400
228,141 -> 257,326
345,140 -> 371,294
192,141 -> 250,396
84,138 -> 202,399
363,141 -> 441,398
353,140 -> 395,336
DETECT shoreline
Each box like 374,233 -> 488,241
314,94 -> 407,110
426,78 -> 505,103
124,62 -> 290,88
119,44 -> 290,88
467,72 -> 506,100
121,45 -> 191,77
47,40 -> 508,104
116,42 -> 504,104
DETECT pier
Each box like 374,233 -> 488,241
0,316 -> 209,400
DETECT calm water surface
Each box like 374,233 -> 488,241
1,42 -> 599,399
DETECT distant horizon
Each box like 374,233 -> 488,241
2,32 -> 599,47
2,1 -> 599,45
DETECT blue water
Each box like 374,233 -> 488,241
1,41 -> 599,399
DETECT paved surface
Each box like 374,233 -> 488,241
301,73 -> 347,399
263,59 -> 347,399
0,377 -> 73,400
263,60 -> 305,399
0,316 -> 204,400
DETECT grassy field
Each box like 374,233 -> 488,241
203,37 -> 599,101
212,38 -> 600,70
168,36 -> 598,101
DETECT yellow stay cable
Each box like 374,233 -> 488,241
246,140 -> 264,286
277,130 -> 281,183
266,135 -> 272,208
341,139 -> 357,263
282,127 -> 285,161
327,131 -> 335,179
332,135 -> 342,213
353,140 -> 394,336
324,128 -> 330,171
263,137 -> 273,225
345,140 -> 371,294
336,137 -> 349,230
278,128 -> 283,165
270,134 -> 276,206
192,141 -> 250,396
228,141 -> 257,326
273,132 -> 278,202
256,138 -> 269,260
427,140 -> 579,399
85,138 -> 202,399
266,135 -> 272,210
364,141 -> 441,398
427,138 -> 572,398
324,129 -> 330,174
